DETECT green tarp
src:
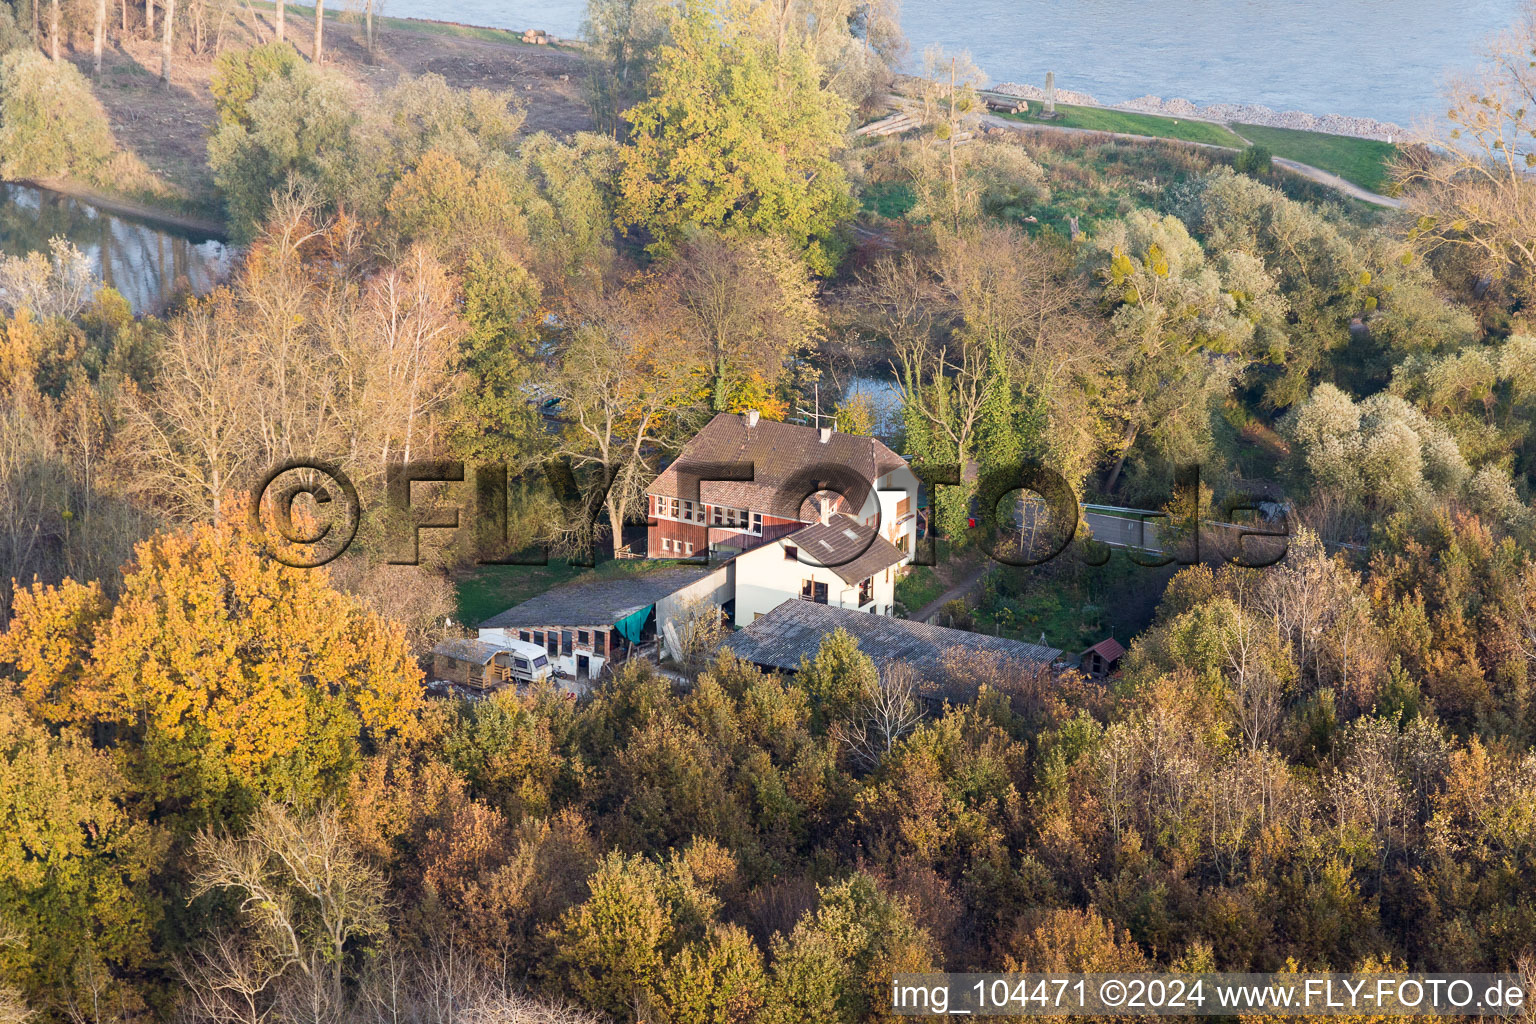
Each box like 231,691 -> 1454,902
614,604 -> 653,645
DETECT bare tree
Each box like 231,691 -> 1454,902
116,303 -> 256,521
1398,7 -> 1536,297
160,0 -> 174,84
833,662 -> 926,771
189,802 -> 389,1021
94,0 -> 107,74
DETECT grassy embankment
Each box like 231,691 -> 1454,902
1000,100 -> 1248,147
1230,122 -> 1399,193
997,101 -> 1398,193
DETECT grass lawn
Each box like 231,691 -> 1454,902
1001,101 -> 1247,148
861,181 -> 918,219
1231,123 -> 1398,193
895,565 -> 947,614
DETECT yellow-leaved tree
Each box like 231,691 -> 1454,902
1,508 -> 426,823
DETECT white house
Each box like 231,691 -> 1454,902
731,514 -> 904,627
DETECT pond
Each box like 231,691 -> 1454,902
0,183 -> 232,316
841,373 -> 904,444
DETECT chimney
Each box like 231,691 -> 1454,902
747,409 -> 760,427
819,426 -> 832,443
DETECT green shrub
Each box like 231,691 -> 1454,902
207,60 -> 364,238
209,41 -> 303,129
0,2 -> 26,57
1234,143 -> 1273,176
0,50 -> 117,180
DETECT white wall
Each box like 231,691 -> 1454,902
732,537 -> 896,627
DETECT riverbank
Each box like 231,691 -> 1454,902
18,178 -> 228,239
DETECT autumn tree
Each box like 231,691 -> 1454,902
187,801 -> 387,1021
617,0 -> 855,275
642,231 -> 821,414
0,695 -> 165,1017
1,513 -> 426,822
545,288 -> 703,559
1397,5 -> 1536,300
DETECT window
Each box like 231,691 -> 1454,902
897,496 -> 911,519
661,538 -> 671,552
712,505 -> 723,525
519,631 -> 530,643
595,631 -> 605,655
533,630 -> 543,645
684,542 -> 693,555
533,654 -> 548,669
562,630 -> 573,655
578,630 -> 589,646
801,579 -> 828,604
858,577 -> 873,605
751,511 -> 762,534
546,632 -> 557,655
784,545 -> 798,561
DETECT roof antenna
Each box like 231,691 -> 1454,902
795,382 -> 829,430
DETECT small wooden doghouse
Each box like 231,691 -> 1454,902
430,638 -> 514,689
1080,637 -> 1126,679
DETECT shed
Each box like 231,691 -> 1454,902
431,638 -> 515,689
1080,637 -> 1126,678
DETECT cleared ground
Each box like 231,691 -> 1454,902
68,5 -> 592,219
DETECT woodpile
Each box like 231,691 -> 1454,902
521,29 -> 552,44
855,111 -> 918,137
984,97 -> 1024,114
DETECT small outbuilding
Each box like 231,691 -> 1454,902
430,638 -> 518,690
1079,637 -> 1126,678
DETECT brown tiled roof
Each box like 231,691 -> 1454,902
649,413 -> 908,521
786,517 -> 904,585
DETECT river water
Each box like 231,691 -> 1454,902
384,0 -> 1521,127
0,183 -> 231,316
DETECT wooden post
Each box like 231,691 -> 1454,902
274,0 -> 282,40
312,0 -> 322,62
49,0 -> 58,60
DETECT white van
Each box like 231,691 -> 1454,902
498,638 -> 554,686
